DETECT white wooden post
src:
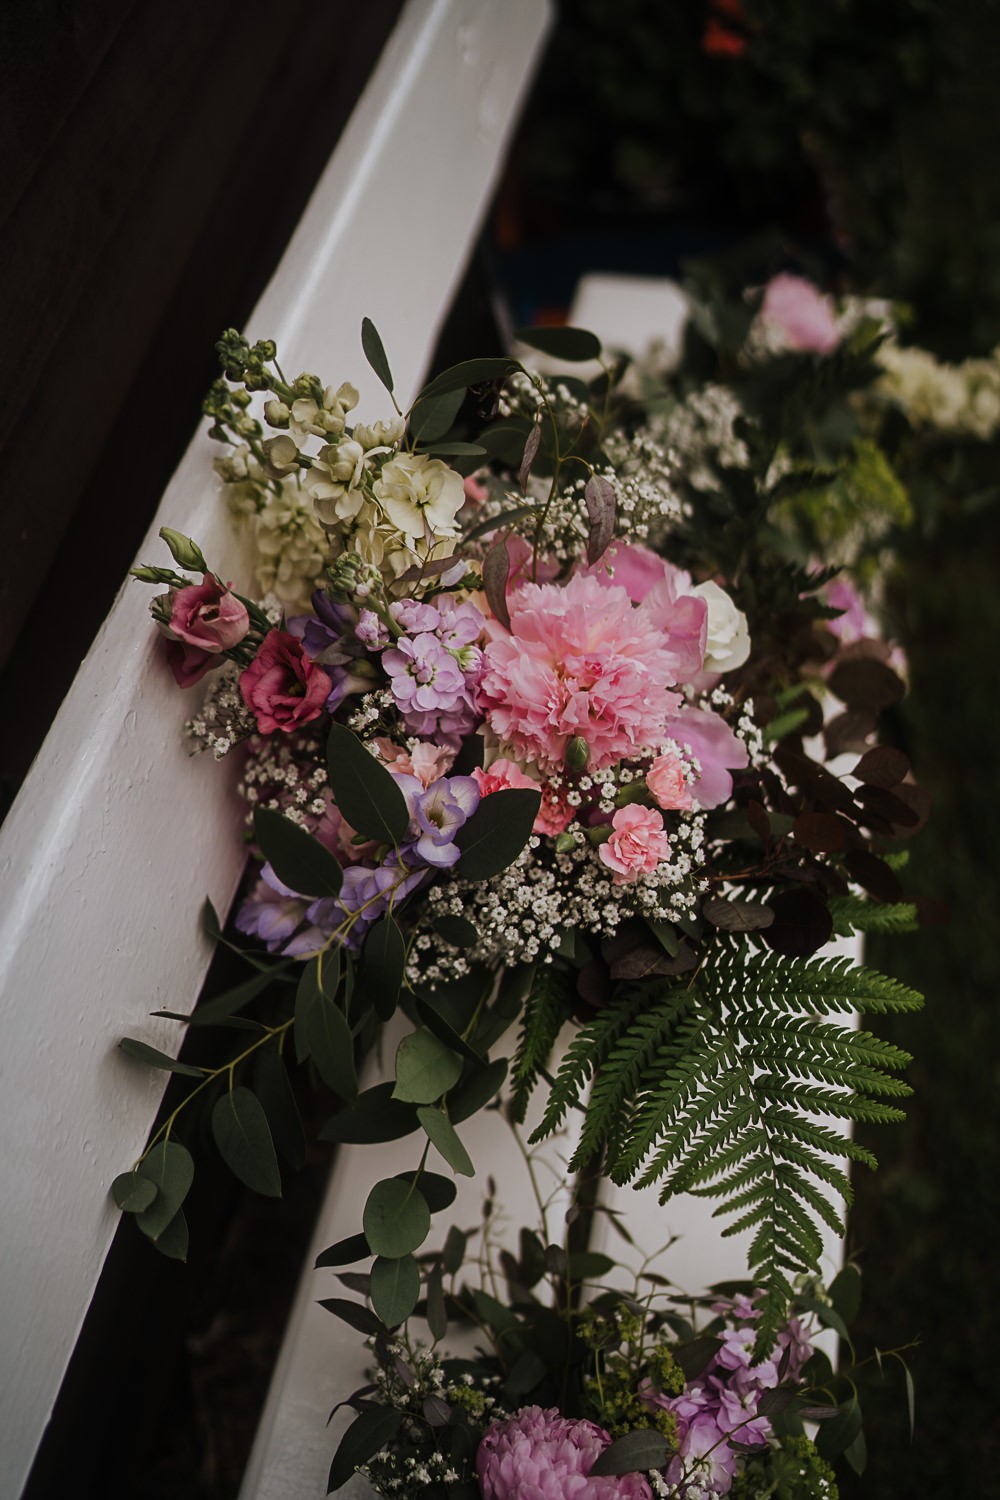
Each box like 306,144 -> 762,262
0,3 -> 551,1493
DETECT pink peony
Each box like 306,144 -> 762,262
161,574 -> 249,651
478,573 -> 684,771
239,629 -> 332,734
646,751 -> 693,811
666,706 -> 749,809
477,1406 -> 652,1500
583,541 -> 672,603
760,273 -> 841,355
599,805 -> 672,883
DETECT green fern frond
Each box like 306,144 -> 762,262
509,963 -> 574,1123
532,984 -> 651,1141
830,895 -> 919,937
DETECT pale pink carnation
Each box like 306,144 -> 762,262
599,805 -> 672,883
474,758 -> 573,838
760,273 -> 841,355
646,751 -> 693,810
479,574 -> 683,770
476,1406 -> 651,1500
372,737 -> 455,787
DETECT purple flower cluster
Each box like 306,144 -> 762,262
377,597 -> 484,741
236,769 -> 480,956
644,1296 -> 813,1497
287,591 -> 370,711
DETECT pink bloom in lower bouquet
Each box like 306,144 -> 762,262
477,1406 -> 651,1500
239,628 -> 332,734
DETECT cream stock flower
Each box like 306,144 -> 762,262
305,438 -> 367,525
353,415 -> 406,451
374,452 -> 464,540
289,381 -> 359,438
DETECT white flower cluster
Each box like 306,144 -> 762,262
877,342 -> 1000,439
652,386 -> 751,492
237,729 -> 328,830
184,664 -> 257,758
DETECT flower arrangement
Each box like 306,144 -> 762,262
118,312 -> 926,1489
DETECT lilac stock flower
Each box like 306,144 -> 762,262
665,1413 -> 739,1496
356,608 -> 390,650
382,631 -> 479,738
389,598 -> 440,634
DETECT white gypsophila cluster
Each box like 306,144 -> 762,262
184,664 -> 257,758
876,342 -> 1000,439
417,810 -> 707,984
601,425 -> 684,540
237,731 -> 328,832
498,368 -> 591,425
652,385 -> 751,492
347,687 -> 395,738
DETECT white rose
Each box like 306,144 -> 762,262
692,580 -> 751,673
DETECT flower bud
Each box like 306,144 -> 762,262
159,528 -> 208,572
565,735 -> 590,772
553,831 -> 577,855
264,398 -> 290,428
614,781 -> 651,808
262,433 -> 300,479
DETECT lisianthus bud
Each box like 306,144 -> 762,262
159,528 -> 208,573
565,735 -> 590,771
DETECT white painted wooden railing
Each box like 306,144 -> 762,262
0,3 -> 551,1493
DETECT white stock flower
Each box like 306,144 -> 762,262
374,452 -> 464,540
692,580 -> 751,673
305,438 -> 367,524
290,381 -> 359,438
354,416 -> 406,451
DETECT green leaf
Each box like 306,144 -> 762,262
315,1233 -> 371,1268
432,914 -> 479,949
111,1171 -> 157,1214
136,1141 -> 195,1242
448,1057 -> 507,1123
455,788 -> 540,880
829,1263 -> 862,1327
363,915 -> 405,1022
320,1082 -> 420,1144
363,1178 -> 431,1257
514,324 -> 602,361
191,969 -> 282,1027
253,808 -> 344,899
442,1224 -> 466,1275
416,356 -> 520,401
415,996 -> 483,1063
361,316 -> 394,395
328,1407 -> 404,1492
153,1208 -> 189,1262
815,1397 -> 863,1463
370,1254 -> 421,1327
294,960 -> 320,1064
426,1261 -> 447,1340
253,1046 -> 307,1170
589,1429 -> 672,1477
394,1170 -> 457,1214
326,723 -> 409,845
418,441 -> 487,456
393,1028 -> 463,1104
567,1251 -> 615,1281
118,1038 -> 204,1077
318,1297 -> 386,1337
306,992 -> 358,1102
464,503 -> 538,543
417,1106 -> 475,1176
408,385 -> 465,443
211,1088 -> 282,1197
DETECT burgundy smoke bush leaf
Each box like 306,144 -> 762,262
774,746 -> 855,813
828,658 -> 905,712
825,710 -> 878,757
855,786 -> 920,828
518,421 -> 541,492
792,811 -> 861,853
844,850 -> 904,903
853,745 -> 910,788
584,474 -> 616,565
482,537 -> 511,631
703,896 -> 774,932
762,888 -> 834,957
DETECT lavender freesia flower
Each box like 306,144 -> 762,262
394,772 -> 480,868
236,865 -> 311,951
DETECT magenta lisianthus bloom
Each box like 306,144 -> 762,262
760,273 -> 841,355
239,629 -> 332,734
161,574 -> 250,651
665,706 -> 749,809
164,638 -> 219,687
476,1406 -> 652,1500
599,804 -> 672,883
479,574 -> 684,771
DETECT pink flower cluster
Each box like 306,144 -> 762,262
477,1406 -> 651,1500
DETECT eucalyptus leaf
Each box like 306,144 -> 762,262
426,1261 -> 447,1340
514,325 -> 602,362
191,969 -> 281,1027
306,992 -> 358,1102
394,1170 -> 457,1214
408,385 -> 465,443
212,1088 -> 282,1197
328,1406 -> 404,1493
152,1208 -> 189,1263
119,1037 -> 205,1077
589,1429 -> 672,1477
136,1141 -> 195,1242
370,1254 -> 421,1327
418,441 -> 487,456
326,723 -> 409,845
393,1028 -> 463,1104
415,996 -> 483,1063
442,1224 -> 467,1275
417,1106 -> 475,1177
253,1046 -> 307,1170
315,1233 -> 371,1269
363,915 -> 405,1022
432,914 -> 479,949
294,960 -> 320,1064
318,1297 -> 387,1338
253,807 -> 344,899
416,357 -> 520,401
362,1177 -> 431,1258
111,1171 -> 158,1214
455,788 -> 540,881
361,316 -> 394,395
320,1082 -> 420,1144
448,1058 -> 508,1123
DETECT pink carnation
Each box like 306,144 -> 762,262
760,273 -> 841,355
477,1406 -> 651,1500
646,751 -> 693,810
479,573 -> 683,771
599,804 -> 672,883
239,629 -> 332,735
473,758 -> 574,838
